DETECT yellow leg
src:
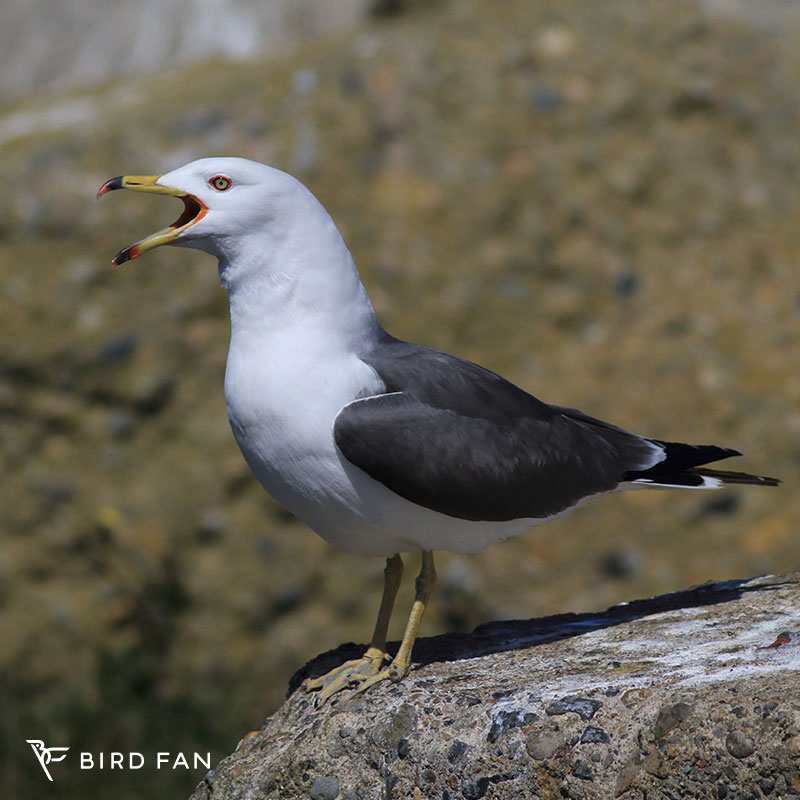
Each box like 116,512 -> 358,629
368,553 -> 405,655
305,554 -> 404,702
346,551 -> 437,698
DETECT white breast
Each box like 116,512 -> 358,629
223,322 -> 389,547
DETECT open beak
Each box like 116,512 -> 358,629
97,175 -> 207,266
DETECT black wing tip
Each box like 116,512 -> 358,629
626,441 -> 741,483
693,468 -> 781,487
630,468 -> 780,489
626,442 -> 781,488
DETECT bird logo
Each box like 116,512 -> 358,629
26,739 -> 69,781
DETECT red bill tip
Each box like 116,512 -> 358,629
97,176 -> 124,199
111,244 -> 139,267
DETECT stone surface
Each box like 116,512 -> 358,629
190,574 -> 800,799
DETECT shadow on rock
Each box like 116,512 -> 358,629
288,576 -> 788,695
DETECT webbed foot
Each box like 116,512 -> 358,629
305,646 -> 387,703
342,656 -> 411,700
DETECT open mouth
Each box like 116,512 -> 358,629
97,175 -> 207,266
172,195 -> 205,230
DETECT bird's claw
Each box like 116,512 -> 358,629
305,647 -> 388,704
341,661 -> 409,701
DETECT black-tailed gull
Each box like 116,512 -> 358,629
98,157 -> 779,701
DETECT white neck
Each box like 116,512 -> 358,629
214,186 -> 382,355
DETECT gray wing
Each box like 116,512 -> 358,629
335,337 -> 666,522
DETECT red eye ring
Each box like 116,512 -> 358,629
209,175 -> 231,191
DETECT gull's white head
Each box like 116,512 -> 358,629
98,157 -> 317,267
99,156 -> 375,332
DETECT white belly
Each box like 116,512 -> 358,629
224,335 -> 539,556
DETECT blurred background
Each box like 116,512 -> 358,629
2,0 -> 799,797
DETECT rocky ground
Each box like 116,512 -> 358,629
193,574 -> 800,799
2,1 -> 799,798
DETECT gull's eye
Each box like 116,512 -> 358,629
209,175 -> 232,191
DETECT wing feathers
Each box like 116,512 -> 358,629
342,339 -> 777,523
336,392 -> 657,522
